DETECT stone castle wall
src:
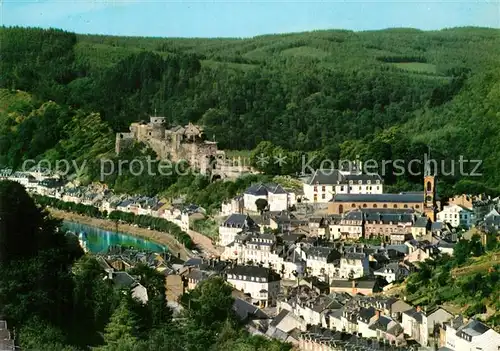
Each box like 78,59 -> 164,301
116,117 -> 259,180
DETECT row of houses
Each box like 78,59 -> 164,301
158,254 -> 500,351
0,168 -> 208,233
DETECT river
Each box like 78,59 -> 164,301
62,221 -> 168,254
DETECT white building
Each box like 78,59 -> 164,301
221,195 -> 244,216
299,246 -> 340,279
221,232 -> 305,280
357,307 -> 379,338
218,214 -> 258,247
437,204 -> 473,228
335,252 -> 370,280
303,169 -> 383,204
444,317 -> 500,351
7,171 -> 37,189
243,183 -> 290,212
374,262 -> 410,283
226,265 -> 281,308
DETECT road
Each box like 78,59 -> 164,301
186,229 -> 222,257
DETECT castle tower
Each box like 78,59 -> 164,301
424,175 -> 437,221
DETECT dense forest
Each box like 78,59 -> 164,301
1,26 -> 500,197
0,180 -> 292,350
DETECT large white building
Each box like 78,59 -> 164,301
243,183 -> 291,212
437,204 -> 473,228
303,169 -> 383,204
226,265 -> 281,308
443,317 -> 500,351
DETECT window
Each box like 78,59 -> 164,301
367,180 -> 371,185
352,204 -> 356,208
358,180 -> 362,184
340,186 -> 344,192
313,194 -> 318,202
404,204 -> 408,208
393,204 -> 398,208
313,186 -> 318,192
383,204 -> 387,208
322,194 -> 326,199
322,186 -> 326,192
373,204 -> 377,208
363,204 -> 367,208
415,205 -> 420,209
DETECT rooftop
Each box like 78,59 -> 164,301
331,193 -> 424,203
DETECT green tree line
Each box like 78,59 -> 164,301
1,180 -> 291,350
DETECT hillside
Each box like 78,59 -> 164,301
1,26 -> 500,194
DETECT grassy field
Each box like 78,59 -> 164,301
281,46 -> 330,59
451,251 -> 500,278
390,62 -> 438,74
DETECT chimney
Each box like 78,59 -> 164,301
416,306 -> 421,313
351,280 -> 357,295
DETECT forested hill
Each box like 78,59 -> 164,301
1,26 -> 500,193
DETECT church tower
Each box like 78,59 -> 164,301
424,175 -> 437,222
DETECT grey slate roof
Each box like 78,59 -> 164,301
112,272 -> 137,289
308,169 -> 343,185
307,169 -> 383,185
233,298 -> 269,321
331,192 -> 424,203
270,309 -> 289,327
415,216 -> 430,228
222,214 -> 257,228
460,319 -> 490,337
363,211 -> 414,224
244,183 -> 287,195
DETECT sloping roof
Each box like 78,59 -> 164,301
460,318 -> 490,337
112,272 -> 137,289
414,216 -> 430,228
331,193 -> 424,203
222,214 -> 256,228
308,169 -> 343,185
233,298 -> 269,321
244,183 -> 287,196
270,309 -> 289,327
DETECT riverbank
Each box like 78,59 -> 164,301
49,209 -> 191,260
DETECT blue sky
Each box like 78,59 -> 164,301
2,0 -> 499,38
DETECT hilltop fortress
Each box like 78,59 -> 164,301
115,116 -> 254,180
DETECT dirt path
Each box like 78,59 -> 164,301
187,228 -> 223,257
49,209 -> 192,260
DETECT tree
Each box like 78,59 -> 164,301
0,180 -> 83,328
255,198 -> 269,214
99,295 -> 140,350
182,276 -> 234,329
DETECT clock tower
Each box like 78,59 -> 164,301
424,175 -> 437,222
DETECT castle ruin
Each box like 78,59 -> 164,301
115,116 -> 254,179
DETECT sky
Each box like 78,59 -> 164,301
2,0 -> 499,38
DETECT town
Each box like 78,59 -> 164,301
1,156 -> 499,351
